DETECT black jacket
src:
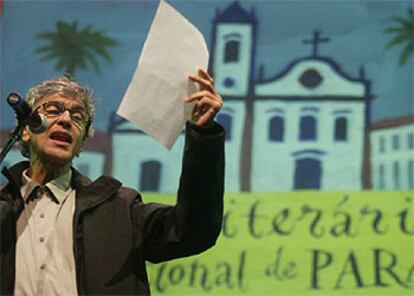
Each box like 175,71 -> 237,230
0,124 -> 225,295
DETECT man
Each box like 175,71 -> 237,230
0,69 -> 224,295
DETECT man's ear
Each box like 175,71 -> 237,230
21,126 -> 31,143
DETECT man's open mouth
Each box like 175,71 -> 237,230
50,131 -> 73,144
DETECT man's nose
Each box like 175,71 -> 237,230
57,110 -> 72,128
60,110 -> 72,120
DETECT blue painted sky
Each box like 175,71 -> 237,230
1,0 -> 413,132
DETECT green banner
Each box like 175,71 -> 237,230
144,192 -> 414,295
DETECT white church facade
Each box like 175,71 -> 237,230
250,60 -> 370,191
209,2 -> 371,191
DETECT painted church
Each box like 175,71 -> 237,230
5,2 -> 412,192
110,1 -> 372,192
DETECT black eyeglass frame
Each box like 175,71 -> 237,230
35,100 -> 92,130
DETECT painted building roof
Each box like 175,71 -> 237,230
214,1 -> 256,23
255,57 -> 371,98
370,115 -> 414,130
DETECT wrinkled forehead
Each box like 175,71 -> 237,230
35,92 -> 86,109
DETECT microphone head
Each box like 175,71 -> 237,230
7,92 -> 32,120
29,113 -> 49,134
7,92 -> 22,105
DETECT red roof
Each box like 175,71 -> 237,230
370,115 -> 414,131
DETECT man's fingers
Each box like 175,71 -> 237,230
184,90 -> 217,103
200,96 -> 222,111
191,97 -> 221,124
198,69 -> 214,85
194,109 -> 216,125
189,75 -> 215,92
191,97 -> 222,115
191,106 -> 201,122
187,69 -> 222,127
192,96 -> 222,112
191,106 -> 217,126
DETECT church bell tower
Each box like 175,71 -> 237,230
210,1 -> 257,97
209,1 -> 258,191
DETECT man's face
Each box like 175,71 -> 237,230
22,93 -> 88,166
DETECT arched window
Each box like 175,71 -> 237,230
269,116 -> 284,142
217,113 -> 232,141
334,117 -> 347,141
299,116 -> 317,141
224,40 -> 240,63
140,161 -> 161,192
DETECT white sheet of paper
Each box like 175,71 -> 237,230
117,0 -> 209,150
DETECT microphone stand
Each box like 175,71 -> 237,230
0,121 -> 23,165
1,92 -> 27,165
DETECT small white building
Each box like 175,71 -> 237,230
110,114 -> 185,193
370,116 -> 414,190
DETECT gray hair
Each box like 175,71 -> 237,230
20,75 -> 96,158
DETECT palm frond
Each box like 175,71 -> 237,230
34,20 -> 118,75
391,16 -> 411,29
399,41 -> 413,65
384,27 -> 405,33
385,31 -> 412,49
384,7 -> 414,66
84,51 -> 100,73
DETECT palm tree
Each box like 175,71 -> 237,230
384,8 -> 413,66
35,21 -> 118,75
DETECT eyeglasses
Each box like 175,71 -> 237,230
36,101 -> 89,127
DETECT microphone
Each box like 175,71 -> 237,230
7,92 -> 48,134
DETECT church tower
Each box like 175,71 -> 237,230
210,1 -> 256,96
209,1 -> 257,191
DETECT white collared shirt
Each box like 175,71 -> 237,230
14,169 -> 78,296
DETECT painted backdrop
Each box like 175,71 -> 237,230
1,0 -> 413,295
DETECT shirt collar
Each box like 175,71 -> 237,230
21,169 -> 73,204
21,170 -> 38,202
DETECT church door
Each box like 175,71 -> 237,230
294,158 -> 321,189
